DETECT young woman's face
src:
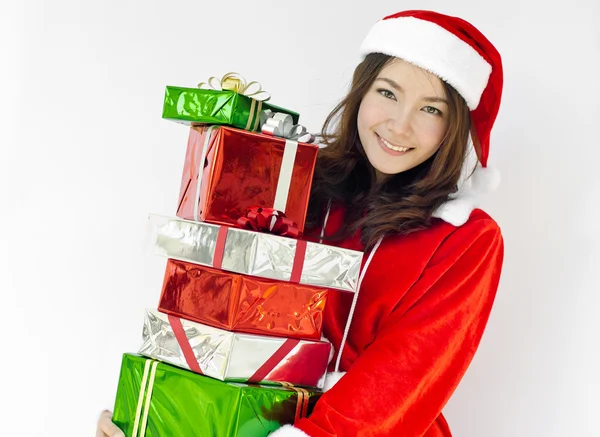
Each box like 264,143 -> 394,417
357,58 -> 450,181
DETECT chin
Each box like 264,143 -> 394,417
364,144 -> 415,177
372,161 -> 413,176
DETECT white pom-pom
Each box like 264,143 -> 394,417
323,371 -> 346,392
471,166 -> 501,195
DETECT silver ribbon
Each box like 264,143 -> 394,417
260,109 -> 315,143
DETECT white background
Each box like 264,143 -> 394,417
1,0 -> 598,436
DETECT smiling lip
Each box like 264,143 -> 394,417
377,134 -> 413,156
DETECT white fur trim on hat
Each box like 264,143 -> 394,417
360,16 -> 492,110
269,425 -> 311,437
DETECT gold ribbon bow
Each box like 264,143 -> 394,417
260,109 -> 315,143
197,72 -> 271,101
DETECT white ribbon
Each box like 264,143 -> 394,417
319,199 -> 333,244
132,359 -> 159,437
197,72 -> 271,102
259,110 -> 314,213
274,139 -> 298,212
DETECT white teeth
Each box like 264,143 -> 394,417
380,136 -> 411,152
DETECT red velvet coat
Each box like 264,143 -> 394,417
273,205 -> 504,437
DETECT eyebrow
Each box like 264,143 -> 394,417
375,77 -> 449,105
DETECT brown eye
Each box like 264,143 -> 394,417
377,88 -> 397,101
423,106 -> 443,116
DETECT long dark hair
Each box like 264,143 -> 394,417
305,53 -> 472,250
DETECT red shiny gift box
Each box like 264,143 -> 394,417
177,126 -> 319,232
158,259 -> 328,340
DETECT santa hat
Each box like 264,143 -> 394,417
360,10 -> 504,226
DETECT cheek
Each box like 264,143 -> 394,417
358,95 -> 386,130
415,118 -> 448,151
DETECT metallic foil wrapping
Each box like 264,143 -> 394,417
158,259 -> 327,340
162,86 -> 300,131
176,126 -> 318,231
148,214 -> 363,292
113,354 -> 320,437
139,309 -> 330,388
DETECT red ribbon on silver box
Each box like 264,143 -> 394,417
139,309 -> 330,389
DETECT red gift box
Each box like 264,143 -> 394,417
177,126 -> 319,232
158,259 -> 328,340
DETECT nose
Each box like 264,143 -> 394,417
386,109 -> 413,138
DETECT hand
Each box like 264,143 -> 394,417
95,410 -> 125,437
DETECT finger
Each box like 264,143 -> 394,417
95,411 -> 109,437
98,410 -> 125,437
96,410 -> 111,437
98,410 -> 112,421
99,418 -> 125,437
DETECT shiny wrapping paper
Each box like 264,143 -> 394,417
162,86 -> 300,131
148,214 -> 363,293
139,309 -> 330,388
177,125 -> 318,231
113,354 -> 320,437
158,259 -> 328,340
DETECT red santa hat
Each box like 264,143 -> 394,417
360,10 -> 504,226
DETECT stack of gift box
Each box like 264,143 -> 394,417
110,73 -> 364,437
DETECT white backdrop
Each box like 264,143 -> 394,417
1,0 -> 599,436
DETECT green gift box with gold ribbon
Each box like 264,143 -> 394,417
162,73 -> 300,131
113,353 -> 319,437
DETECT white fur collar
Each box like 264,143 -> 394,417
433,158 -> 500,227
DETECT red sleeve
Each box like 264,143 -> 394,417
290,220 -> 504,437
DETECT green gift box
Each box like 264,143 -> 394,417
162,86 -> 300,132
113,353 -> 319,437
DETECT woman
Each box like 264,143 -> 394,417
97,9 -> 504,437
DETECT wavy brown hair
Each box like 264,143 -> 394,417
305,53 -> 472,250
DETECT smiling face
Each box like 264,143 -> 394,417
357,58 -> 450,181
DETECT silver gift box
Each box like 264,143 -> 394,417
147,214 -> 363,292
139,309 -> 330,389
